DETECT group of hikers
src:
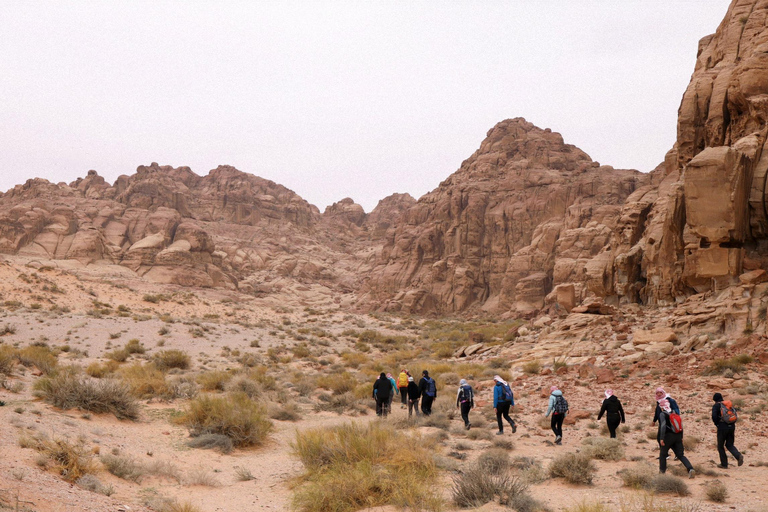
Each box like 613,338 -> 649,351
372,373 -> 745,475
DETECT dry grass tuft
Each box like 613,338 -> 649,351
17,345 -> 58,374
35,370 -> 139,420
186,433 -> 234,454
292,422 -> 443,512
101,454 -> 146,482
24,435 -> 97,482
706,480 -> 728,503
177,392 -> 273,448
650,474 -> 690,496
154,349 -> 191,371
452,463 -> 530,509
548,452 -> 596,485
197,370 -> 232,391
476,448 -> 511,475
0,346 -> 16,374
582,437 -> 624,461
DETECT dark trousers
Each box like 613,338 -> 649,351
421,395 -> 434,415
399,387 -> 408,405
551,413 -> 564,437
496,401 -> 515,432
606,414 -> 621,438
460,402 -> 472,426
716,427 -> 741,467
408,398 -> 420,417
375,397 -> 389,417
659,433 -> 693,473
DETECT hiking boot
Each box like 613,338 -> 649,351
738,454 -> 744,467
555,435 -> 562,445
716,464 -> 728,469
511,422 -> 517,434
688,469 -> 695,479
465,423 -> 471,430
496,430 -> 504,435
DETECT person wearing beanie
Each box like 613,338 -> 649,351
397,369 -> 409,409
597,389 -> 625,438
406,376 -> 421,417
545,385 -> 568,444
712,392 -> 744,469
419,370 -> 437,415
493,375 -> 517,435
372,372 -> 392,417
456,378 -> 475,430
658,399 -> 695,478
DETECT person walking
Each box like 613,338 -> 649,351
397,369 -> 409,409
406,376 -> 421,417
386,373 -> 398,414
712,392 -> 744,469
658,399 -> 695,478
493,375 -> 517,435
419,370 -> 437,415
597,389 -> 625,438
652,387 -> 680,446
456,379 -> 474,430
372,372 -> 392,417
545,385 -> 568,444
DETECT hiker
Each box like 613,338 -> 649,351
406,376 -> 421,417
493,375 -> 517,435
372,372 -> 392,417
657,399 -> 695,478
456,378 -> 474,430
419,370 -> 437,415
652,387 -> 680,445
545,385 -> 568,444
712,392 -> 744,469
397,369 -> 409,408
386,373 -> 399,412
597,389 -> 625,438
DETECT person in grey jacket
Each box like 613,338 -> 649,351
545,386 -> 568,445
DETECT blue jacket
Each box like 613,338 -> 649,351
388,377 -> 399,395
493,382 -> 514,408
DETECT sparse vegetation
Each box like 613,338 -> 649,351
548,452 -> 596,485
706,480 -> 728,502
154,349 -> 191,371
582,437 -> 624,461
34,370 -> 139,420
23,435 -> 97,483
177,392 -> 273,448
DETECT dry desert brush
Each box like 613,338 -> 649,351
548,452 -> 596,485
452,462 -> 533,510
34,369 -> 139,420
292,422 -> 443,512
177,391 -> 273,448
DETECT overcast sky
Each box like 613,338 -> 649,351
0,1 -> 731,212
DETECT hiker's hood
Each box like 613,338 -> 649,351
550,390 -> 563,397
493,375 -> 508,386
459,379 -> 468,387
713,392 -> 724,402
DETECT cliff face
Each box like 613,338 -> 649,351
360,118 -> 647,314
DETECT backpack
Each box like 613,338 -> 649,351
668,412 -> 683,433
425,377 -> 436,397
459,385 -> 473,403
719,401 -> 738,425
553,394 -> 568,414
500,383 -> 513,402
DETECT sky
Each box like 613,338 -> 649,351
0,1 -> 731,212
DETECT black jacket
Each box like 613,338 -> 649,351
372,377 -> 392,400
406,382 -> 421,401
419,376 -> 437,398
598,395 -> 625,422
712,402 -> 736,431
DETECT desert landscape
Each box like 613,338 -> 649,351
3,1 -> 768,511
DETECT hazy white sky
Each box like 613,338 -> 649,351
0,1 -> 731,212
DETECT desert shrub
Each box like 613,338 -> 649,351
35,369 -> 138,420
707,354 -> 754,375
270,402 -> 302,422
86,360 -> 120,378
177,392 -> 273,448
452,463 -> 529,508
229,377 -> 261,399
17,345 -> 57,374
248,365 -> 277,390
106,349 -> 129,362
186,433 -> 234,454
28,436 -> 97,482
101,454 -> 146,482
706,480 -> 728,502
340,351 -> 368,368
476,448 -> 511,475
522,360 -> 541,375
184,468 -> 220,487
620,463 -> 654,489
197,370 -> 232,391
124,339 -> 146,354
563,502 -> 611,512
316,371 -> 358,395
548,453 -> 596,485
118,363 -> 170,398
167,375 -> 199,399
582,437 -> 624,461
682,435 -> 699,451
0,346 -> 16,374
650,474 -> 690,496
164,502 -> 203,512
76,474 -> 114,496
292,422 -> 443,512
154,349 -> 190,370
0,323 -> 17,335
315,392 -> 367,415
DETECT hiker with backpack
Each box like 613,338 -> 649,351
397,369 -> 409,409
372,372 -> 392,417
419,370 -> 437,415
386,373 -> 399,412
652,387 -> 680,446
456,379 -> 474,430
406,376 -> 421,417
657,398 -> 695,478
712,392 -> 744,469
597,389 -> 625,438
545,385 -> 568,444
493,375 -> 517,435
